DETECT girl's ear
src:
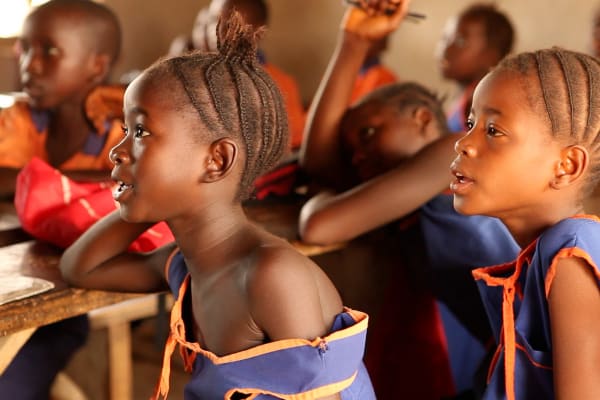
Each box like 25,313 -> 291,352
551,145 -> 588,189
413,106 -> 433,133
89,53 -> 111,84
203,138 -> 238,182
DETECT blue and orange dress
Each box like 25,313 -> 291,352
473,215 -> 600,400
0,85 -> 125,170
154,250 -> 376,400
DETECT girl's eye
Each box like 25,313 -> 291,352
486,124 -> 502,137
45,45 -> 59,57
359,126 -> 376,142
465,119 -> 474,131
121,125 -> 128,135
134,124 -> 150,138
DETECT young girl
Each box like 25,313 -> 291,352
452,48 -> 600,399
59,13 -> 375,400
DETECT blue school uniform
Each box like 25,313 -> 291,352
154,250 -> 375,400
473,215 -> 600,400
419,193 -> 520,393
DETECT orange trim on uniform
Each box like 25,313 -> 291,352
224,371 -> 358,400
514,343 -> 552,370
545,247 -> 600,298
472,239 -> 538,400
163,247 -> 181,285
170,275 -> 367,364
153,272 -> 369,400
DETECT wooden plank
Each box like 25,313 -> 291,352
0,327 -> 36,373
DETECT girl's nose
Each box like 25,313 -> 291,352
20,49 -> 42,76
109,142 -> 130,165
454,134 -> 476,157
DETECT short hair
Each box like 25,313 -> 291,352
496,48 -> 600,194
31,0 -> 122,66
144,11 -> 287,200
460,3 -> 515,60
354,82 -> 450,136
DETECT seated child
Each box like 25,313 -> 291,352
0,0 -> 124,199
436,3 -> 514,132
299,1 -> 519,397
452,47 -> 600,400
0,1 -> 123,399
59,12 -> 375,400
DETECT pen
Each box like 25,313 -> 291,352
344,0 -> 426,21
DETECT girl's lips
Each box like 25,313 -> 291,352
112,180 -> 134,202
449,170 -> 474,194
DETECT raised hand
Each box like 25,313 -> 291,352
341,0 -> 411,41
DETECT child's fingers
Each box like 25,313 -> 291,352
341,0 -> 411,38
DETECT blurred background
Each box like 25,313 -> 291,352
0,0 -> 597,108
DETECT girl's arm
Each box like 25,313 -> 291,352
549,256 -> 600,399
59,209 -> 175,293
299,0 -> 409,186
299,134 -> 458,245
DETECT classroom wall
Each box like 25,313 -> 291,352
0,0 -> 597,106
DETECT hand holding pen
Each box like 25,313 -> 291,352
341,0 -> 421,41
345,0 -> 425,21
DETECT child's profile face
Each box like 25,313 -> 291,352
450,70 -> 562,219
436,16 -> 497,86
17,10 -> 100,109
341,102 -> 437,181
111,72 -> 209,223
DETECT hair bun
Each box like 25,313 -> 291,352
216,10 -> 264,64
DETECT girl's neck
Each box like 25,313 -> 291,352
501,201 -> 585,248
167,203 -> 257,272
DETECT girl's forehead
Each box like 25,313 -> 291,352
472,70 -> 525,109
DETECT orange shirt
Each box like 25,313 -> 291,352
0,85 -> 125,170
350,63 -> 398,105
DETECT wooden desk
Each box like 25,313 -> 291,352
0,241 -> 144,337
0,202 -> 30,247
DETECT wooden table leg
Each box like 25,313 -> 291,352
0,328 -> 36,374
107,322 -> 132,400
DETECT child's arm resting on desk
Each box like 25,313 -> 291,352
549,256 -> 600,399
299,134 -> 458,245
59,209 -> 173,293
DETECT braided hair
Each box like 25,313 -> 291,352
355,82 -> 450,136
144,11 -> 288,200
497,48 -> 600,194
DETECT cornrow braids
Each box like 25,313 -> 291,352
149,11 -> 289,200
357,82 -> 450,136
496,48 -> 600,195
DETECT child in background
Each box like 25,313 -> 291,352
0,0 -> 124,199
171,0 -> 307,150
60,12 -> 375,400
299,1 -> 519,398
452,48 -> 600,400
437,3 -> 514,132
0,1 -> 123,398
